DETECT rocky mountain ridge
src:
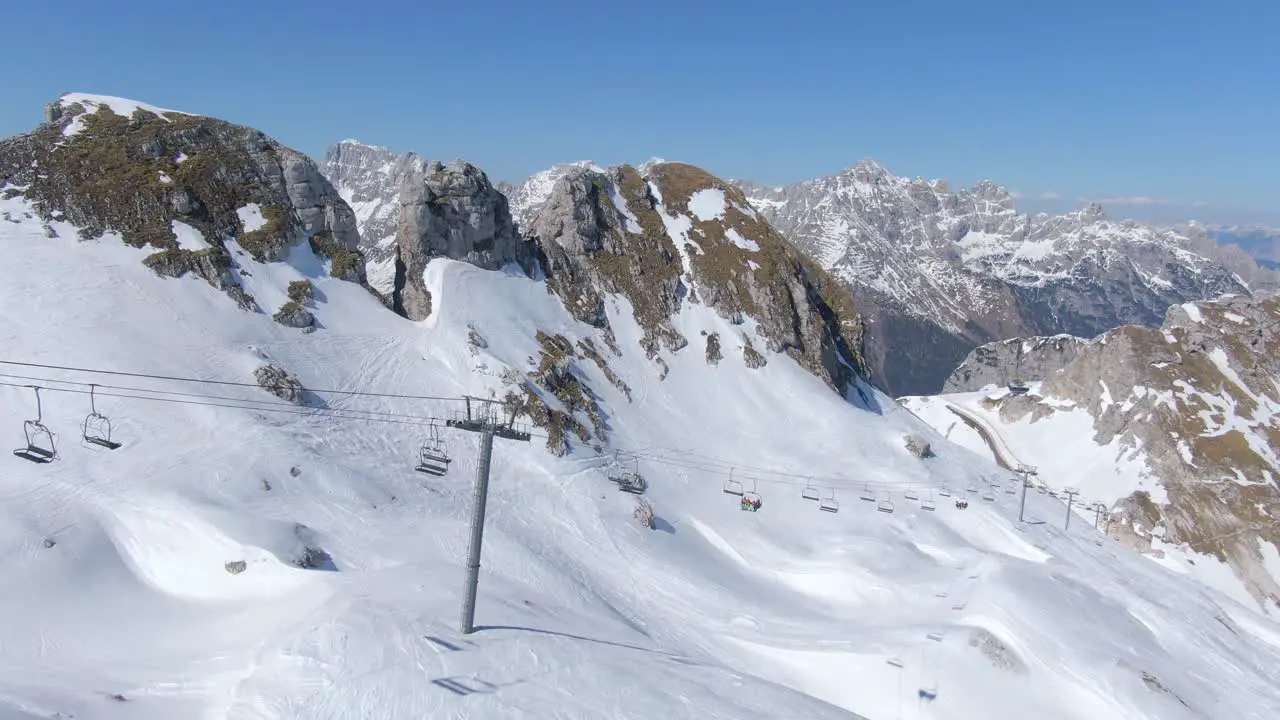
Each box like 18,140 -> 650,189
0,93 -> 368,327
931,292 -> 1280,609
320,142 -> 871,452
734,160 -> 1278,396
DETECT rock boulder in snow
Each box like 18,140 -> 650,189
254,363 -> 307,405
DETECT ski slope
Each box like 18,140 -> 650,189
2,192 -> 1280,719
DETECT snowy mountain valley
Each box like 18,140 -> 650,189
0,94 -> 1278,719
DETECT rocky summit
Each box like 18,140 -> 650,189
0,93 -> 366,316
526,161 -> 867,393
734,160 -> 1278,397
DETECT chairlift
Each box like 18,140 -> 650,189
877,496 -> 895,514
801,478 -> 820,501
859,483 -> 876,502
617,472 -> 648,495
980,489 -> 995,501
723,467 -> 744,496
415,423 -> 451,476
743,478 -> 762,507
938,487 -> 952,497
13,386 -> 56,464
80,384 -> 122,450
886,657 -> 905,668
921,492 -> 936,512
819,488 -> 839,513
904,488 -> 920,501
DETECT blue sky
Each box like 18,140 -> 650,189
3,0 -> 1276,223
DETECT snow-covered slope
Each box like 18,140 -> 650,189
902,292 -> 1280,613
735,161 -> 1279,396
4,98 -> 1280,719
7,186 -> 1280,719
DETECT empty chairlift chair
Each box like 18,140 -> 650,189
415,424 -> 451,476
801,478 -> 820,501
81,384 -> 121,450
921,491 -> 937,512
877,495 -> 895,514
859,483 -> 876,502
938,487 -> 953,498
13,386 -> 56,464
904,488 -> 920,501
819,488 -> 839,513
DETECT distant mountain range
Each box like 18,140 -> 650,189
323,143 -> 1279,397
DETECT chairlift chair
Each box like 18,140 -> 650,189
904,488 -> 920,501
743,479 -> 762,507
618,472 -> 648,495
819,488 -> 839,513
723,468 -> 744,496
921,492 -> 936,512
13,387 -> 56,464
938,487 -> 952,497
801,478 -> 820,501
859,483 -> 876,502
877,496 -> 895,514
81,384 -> 121,450
981,489 -> 995,501
415,424 -> 451,476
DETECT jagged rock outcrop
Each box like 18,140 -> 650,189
526,161 -> 867,391
496,160 -> 602,231
392,160 -> 535,320
735,160 -> 1279,396
0,93 -> 367,306
976,292 -> 1280,610
321,141 -> 424,292
943,334 -> 1090,393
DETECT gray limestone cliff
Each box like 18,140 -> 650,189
943,335 -> 1090,393
392,159 -> 535,320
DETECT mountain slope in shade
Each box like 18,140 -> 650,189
735,160 -> 1278,396
902,291 -> 1280,612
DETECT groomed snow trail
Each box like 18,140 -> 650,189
2,193 -> 1280,719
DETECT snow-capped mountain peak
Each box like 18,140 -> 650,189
736,159 -> 1278,396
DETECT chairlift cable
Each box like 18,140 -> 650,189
0,358 -> 466,402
